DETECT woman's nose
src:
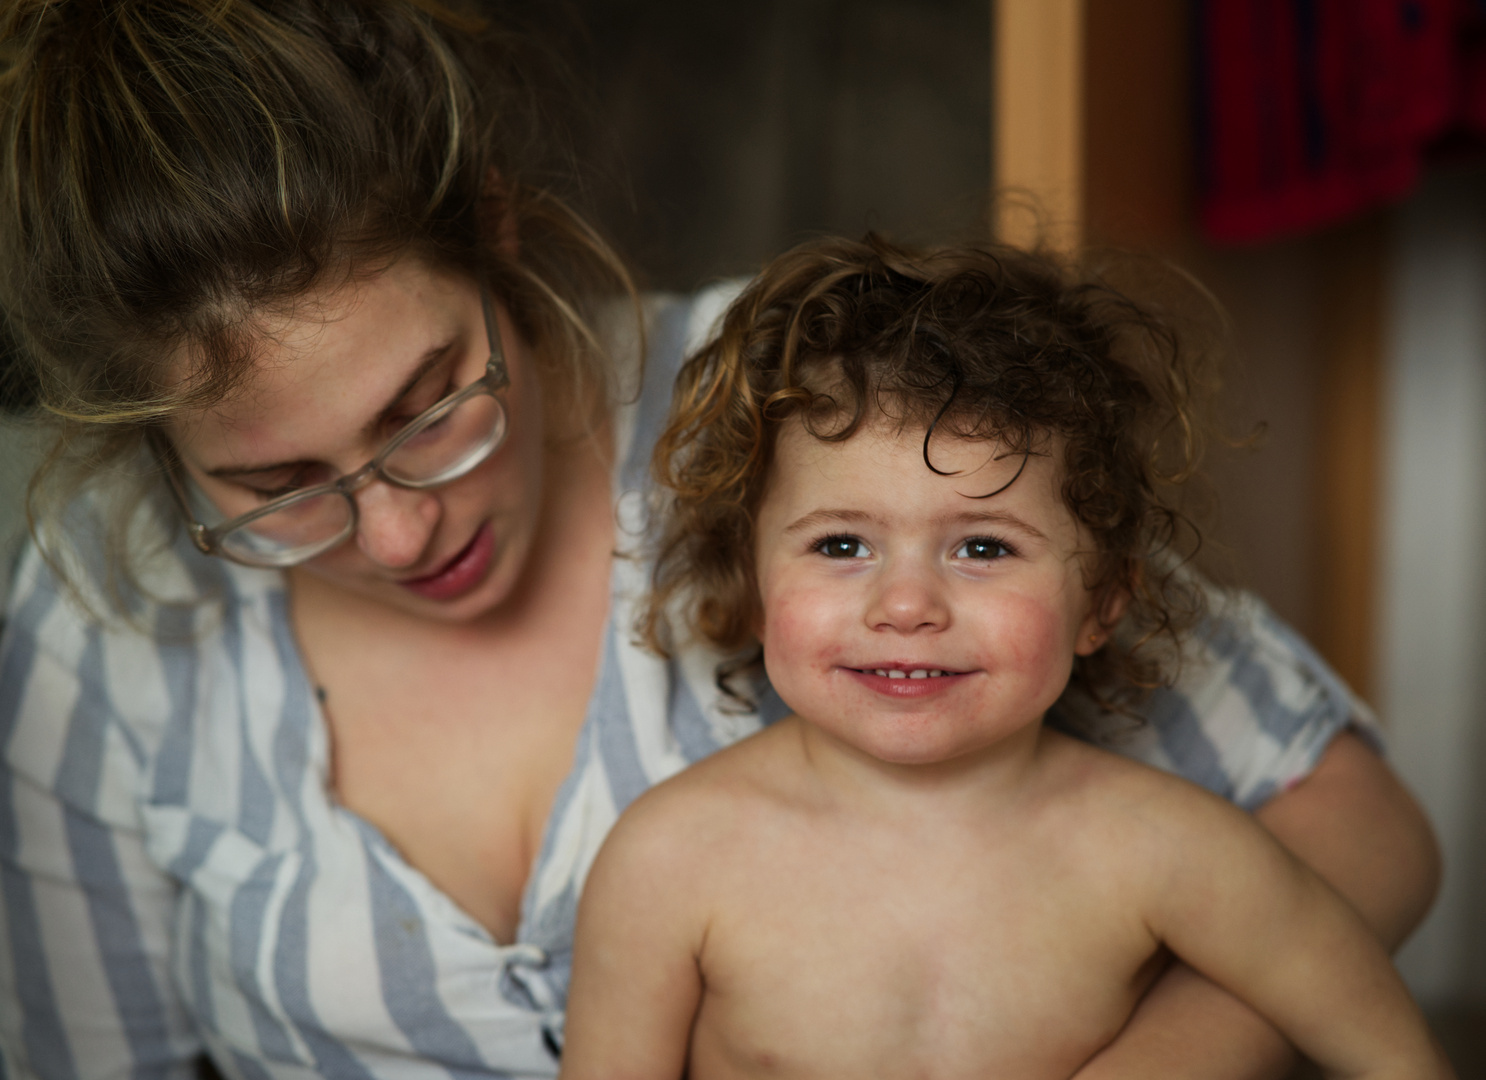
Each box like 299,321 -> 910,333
866,561 -> 951,634
351,481 -> 442,568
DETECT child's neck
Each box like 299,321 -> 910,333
789,711 -> 1051,823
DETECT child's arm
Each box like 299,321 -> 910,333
559,788 -> 709,1080
1072,732 -> 1439,1080
1140,774 -> 1452,1080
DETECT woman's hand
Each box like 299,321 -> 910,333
1069,730 -> 1442,1080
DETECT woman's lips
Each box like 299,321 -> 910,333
399,522 -> 495,601
844,666 -> 971,698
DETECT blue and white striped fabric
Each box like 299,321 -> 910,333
0,284 -> 1376,1080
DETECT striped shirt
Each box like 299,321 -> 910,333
0,284 -> 1376,1080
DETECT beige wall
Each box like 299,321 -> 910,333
1380,168 -> 1486,1008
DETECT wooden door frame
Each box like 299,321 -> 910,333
991,0 -> 1386,700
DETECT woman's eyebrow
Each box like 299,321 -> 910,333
204,342 -> 456,479
362,341 -> 457,440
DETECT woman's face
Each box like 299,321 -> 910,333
167,256 -> 547,622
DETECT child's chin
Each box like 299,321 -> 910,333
835,712 -> 1038,768
842,726 -> 991,767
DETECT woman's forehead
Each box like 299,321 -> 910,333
170,258 -> 476,462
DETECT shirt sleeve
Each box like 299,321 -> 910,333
0,551 -> 201,1080
1053,582 -> 1380,813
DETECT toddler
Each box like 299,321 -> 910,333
560,237 -> 1449,1079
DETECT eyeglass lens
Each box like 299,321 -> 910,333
217,391 -> 507,564
381,392 -> 506,486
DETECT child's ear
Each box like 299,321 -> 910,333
1074,585 -> 1132,656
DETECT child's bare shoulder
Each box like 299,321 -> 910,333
1036,729 -> 1274,865
593,719 -> 807,878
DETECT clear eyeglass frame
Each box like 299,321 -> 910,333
160,288 -> 512,569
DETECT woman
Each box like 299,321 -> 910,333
0,2 -> 1438,1079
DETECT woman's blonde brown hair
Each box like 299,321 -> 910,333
644,234 -> 1213,711
0,0 -> 634,608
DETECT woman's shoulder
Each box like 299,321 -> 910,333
606,280 -> 748,487
1,493 -> 288,762
1051,578 -> 1379,811
643,279 -> 748,384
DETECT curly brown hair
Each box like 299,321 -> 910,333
643,234 -> 1215,711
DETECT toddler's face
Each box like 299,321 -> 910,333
753,417 -> 1110,768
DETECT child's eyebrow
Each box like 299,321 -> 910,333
782,508 -> 1049,543
782,509 -> 879,535
945,509 -> 1049,543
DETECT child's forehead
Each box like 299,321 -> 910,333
770,414 -> 1069,503
759,417 -> 1089,551
777,411 -> 1061,474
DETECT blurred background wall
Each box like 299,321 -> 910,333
505,0 -> 992,288
1381,168 -> 1486,1015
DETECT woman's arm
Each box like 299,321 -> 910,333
1073,730 -> 1441,1080
0,568 -> 201,1080
0,767 -> 199,1080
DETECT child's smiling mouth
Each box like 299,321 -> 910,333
843,665 -> 974,696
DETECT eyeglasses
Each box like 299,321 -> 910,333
160,289 -> 511,569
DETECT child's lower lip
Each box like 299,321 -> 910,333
399,522 -> 494,601
844,668 -> 970,697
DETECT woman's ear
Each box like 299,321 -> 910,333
478,167 -> 520,258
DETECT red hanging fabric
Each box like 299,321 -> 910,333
1197,0 -> 1483,244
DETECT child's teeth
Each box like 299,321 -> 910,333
909,669 -> 928,678
875,669 -> 888,676
931,670 -> 943,677
887,669 -> 906,679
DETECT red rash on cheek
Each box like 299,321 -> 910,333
759,588 -> 819,656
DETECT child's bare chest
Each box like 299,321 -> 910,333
690,832 -> 1163,1080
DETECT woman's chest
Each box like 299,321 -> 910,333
127,595 -> 592,1074
300,592 -> 610,944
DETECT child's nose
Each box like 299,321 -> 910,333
352,481 -> 442,569
866,561 -> 950,633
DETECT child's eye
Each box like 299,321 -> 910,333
954,536 -> 1011,561
814,534 -> 870,559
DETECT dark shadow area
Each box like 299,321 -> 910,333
0,317 -> 35,417
500,0 -> 990,289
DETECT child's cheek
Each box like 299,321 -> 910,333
758,579 -> 848,681
992,589 -> 1082,699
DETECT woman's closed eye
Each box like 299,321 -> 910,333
243,463 -> 334,500
953,536 -> 1013,561
381,394 -> 449,444
813,533 -> 871,559
382,352 -> 461,437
